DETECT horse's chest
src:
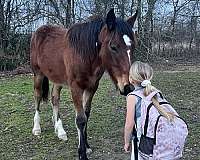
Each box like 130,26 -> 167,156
72,66 -> 104,89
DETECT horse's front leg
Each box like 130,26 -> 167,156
51,84 -> 67,141
71,84 -> 88,160
82,82 -> 99,154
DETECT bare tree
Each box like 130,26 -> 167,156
1,0 -> 200,71
134,0 -> 157,60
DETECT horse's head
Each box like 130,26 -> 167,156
99,9 -> 137,96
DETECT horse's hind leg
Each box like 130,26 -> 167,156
51,84 -> 67,141
32,74 -> 44,135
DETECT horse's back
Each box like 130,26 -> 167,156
30,25 -> 68,83
31,25 -> 67,51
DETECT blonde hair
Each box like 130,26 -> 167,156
129,61 -> 174,121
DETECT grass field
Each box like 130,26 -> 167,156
0,71 -> 199,160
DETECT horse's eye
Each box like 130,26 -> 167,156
110,44 -> 118,53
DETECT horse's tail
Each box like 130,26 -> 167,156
42,76 -> 49,102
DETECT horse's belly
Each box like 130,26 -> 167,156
45,71 -> 67,85
38,57 -> 68,85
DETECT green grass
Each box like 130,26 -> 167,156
0,71 -> 199,160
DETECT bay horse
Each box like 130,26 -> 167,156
30,9 -> 137,160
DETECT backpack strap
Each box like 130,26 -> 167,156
145,90 -> 164,101
154,115 -> 162,144
128,89 -> 163,99
143,102 -> 170,138
132,126 -> 138,160
127,90 -> 144,99
133,93 -> 140,160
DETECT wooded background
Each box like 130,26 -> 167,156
0,0 -> 199,71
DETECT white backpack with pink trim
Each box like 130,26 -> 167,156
131,89 -> 188,160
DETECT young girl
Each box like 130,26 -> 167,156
124,61 -> 187,160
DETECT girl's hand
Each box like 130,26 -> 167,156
124,143 -> 130,153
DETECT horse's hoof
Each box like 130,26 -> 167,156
32,129 -> 41,136
58,133 -> 68,141
86,148 -> 92,154
80,157 -> 89,160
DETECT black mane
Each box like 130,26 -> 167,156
67,17 -> 134,58
67,17 -> 104,59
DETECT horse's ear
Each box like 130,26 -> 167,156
106,8 -> 116,31
127,10 -> 138,27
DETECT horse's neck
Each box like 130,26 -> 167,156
91,56 -> 105,78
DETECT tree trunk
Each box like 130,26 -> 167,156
65,0 -> 71,27
137,0 -> 156,60
0,1 -> 5,50
71,0 -> 75,24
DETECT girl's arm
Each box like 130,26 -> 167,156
124,95 -> 136,152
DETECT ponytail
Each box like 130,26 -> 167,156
143,83 -> 156,97
152,97 -> 175,121
143,83 -> 174,121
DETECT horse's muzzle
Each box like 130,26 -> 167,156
120,84 -> 134,96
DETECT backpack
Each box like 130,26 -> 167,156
130,89 -> 188,160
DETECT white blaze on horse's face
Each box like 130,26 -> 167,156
123,35 -> 132,64
123,35 -> 131,46
127,49 -> 131,64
